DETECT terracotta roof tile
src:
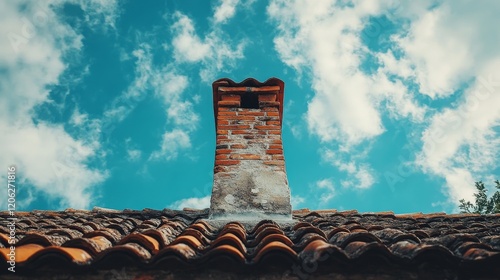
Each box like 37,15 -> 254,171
1,209 -> 499,275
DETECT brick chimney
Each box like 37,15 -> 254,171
209,78 -> 292,220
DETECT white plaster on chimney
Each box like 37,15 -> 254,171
224,194 -> 236,205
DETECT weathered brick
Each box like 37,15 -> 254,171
216,149 -> 231,154
268,144 -> 282,150
221,94 -> 241,102
217,139 -> 231,145
255,125 -> 280,130
232,130 -> 255,135
216,144 -> 229,149
258,93 -> 277,102
266,149 -> 283,155
264,160 -> 285,166
259,101 -> 280,108
217,120 -> 229,125
219,111 -> 238,116
216,154 -> 228,160
218,125 -> 251,130
233,116 -> 257,121
272,154 -> 284,160
267,111 -> 279,116
229,154 -> 261,160
218,100 -> 240,107
215,159 -> 240,166
216,130 -> 229,135
268,130 -> 281,134
217,135 -> 228,140
263,107 -> 279,111
231,144 -> 247,149
214,166 -> 227,173
266,121 -> 280,125
271,139 -> 282,144
239,111 -> 265,116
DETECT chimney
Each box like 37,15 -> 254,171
209,78 -> 292,220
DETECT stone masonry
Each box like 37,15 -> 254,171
209,78 -> 292,220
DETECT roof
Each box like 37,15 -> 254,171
1,209 -> 500,277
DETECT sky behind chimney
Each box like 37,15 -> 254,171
1,0 -> 499,214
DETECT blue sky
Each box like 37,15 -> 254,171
1,0 -> 499,214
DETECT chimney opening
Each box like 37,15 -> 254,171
240,92 -> 259,109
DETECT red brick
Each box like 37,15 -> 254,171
259,101 -> 280,107
229,154 -> 261,160
231,144 -> 247,149
216,149 -> 231,154
234,116 -> 257,121
268,130 -> 281,134
218,125 -> 250,130
215,159 -> 240,166
232,130 -> 255,135
264,160 -> 285,166
221,94 -> 241,102
217,140 -> 231,145
216,130 -> 229,135
218,100 -> 240,107
258,94 -> 277,102
272,155 -> 284,160
217,135 -> 228,140
217,116 -> 235,121
271,139 -> 282,144
219,111 -> 237,116
266,149 -> 283,155
263,107 -> 279,111
266,121 -> 280,125
216,154 -> 228,160
217,120 -> 229,125
214,166 -> 225,173
268,144 -> 282,149
239,111 -> 265,116
255,125 -> 280,130
267,111 -> 279,116
218,107 -> 233,111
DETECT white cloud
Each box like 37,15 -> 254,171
213,0 -> 239,23
418,67 -> 500,203
390,1 -> 500,205
169,195 -> 211,210
0,1 -> 111,210
170,11 -> 245,82
79,0 -> 120,29
291,195 -> 305,209
322,149 -> 376,190
171,13 -> 211,63
269,0 -> 500,208
268,0 -> 424,145
102,44 -> 199,161
150,129 -> 192,161
125,138 -> 142,161
315,178 -> 336,205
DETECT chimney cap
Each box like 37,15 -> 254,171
212,77 -> 285,126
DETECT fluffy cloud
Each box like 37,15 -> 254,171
0,1 -> 110,209
169,195 -> 211,210
268,0 -> 424,145
394,1 -> 500,204
269,0 -> 500,207
102,44 -> 199,161
170,11 -> 245,82
150,129 -> 192,161
213,0 -> 239,23
315,178 -> 336,205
